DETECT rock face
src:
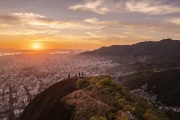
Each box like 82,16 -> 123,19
18,78 -> 77,120
18,76 -> 168,120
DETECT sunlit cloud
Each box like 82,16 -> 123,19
0,12 -> 91,30
69,0 -> 180,15
0,12 -> 103,36
84,18 -> 99,24
0,0 -> 179,50
84,18 -> 119,25
169,18 -> 180,25
126,0 -> 180,15
13,12 -> 46,18
0,12 -> 179,36
0,11 -> 179,50
69,0 -> 115,14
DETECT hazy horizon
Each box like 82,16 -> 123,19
0,38 -> 179,52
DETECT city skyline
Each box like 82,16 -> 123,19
0,0 -> 180,50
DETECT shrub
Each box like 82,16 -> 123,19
116,111 -> 131,120
90,116 -> 107,120
76,79 -> 90,89
143,109 -> 159,120
97,78 -> 112,87
124,104 -> 135,112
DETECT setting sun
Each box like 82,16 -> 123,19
32,42 -> 42,50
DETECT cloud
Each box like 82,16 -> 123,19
169,18 -> 180,25
126,0 -> 180,15
175,34 -> 180,37
13,12 -> 46,18
69,0 -> 114,14
69,0 -> 180,15
0,13 -> 112,41
0,12 -> 179,47
83,17 -> 180,36
84,17 -> 119,25
84,18 -> 99,24
0,12 -> 102,35
1,13 -> 179,37
12,12 -> 82,29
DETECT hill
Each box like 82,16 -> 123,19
18,76 -> 168,120
80,39 -> 180,64
122,69 -> 180,106
121,69 -> 180,120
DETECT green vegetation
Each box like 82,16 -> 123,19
62,76 -> 168,120
123,69 -> 180,106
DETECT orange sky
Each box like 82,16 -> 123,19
0,38 -> 106,50
0,0 -> 180,50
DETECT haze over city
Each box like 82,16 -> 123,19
0,0 -> 180,50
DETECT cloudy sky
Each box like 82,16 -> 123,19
0,0 -> 180,50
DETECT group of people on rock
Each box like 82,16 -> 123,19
68,72 -> 85,79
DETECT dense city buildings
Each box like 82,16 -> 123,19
0,51 -> 180,120
0,53 -> 119,120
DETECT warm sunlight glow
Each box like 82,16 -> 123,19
32,42 -> 42,50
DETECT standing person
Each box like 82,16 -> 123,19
68,74 -> 70,79
78,72 -> 81,77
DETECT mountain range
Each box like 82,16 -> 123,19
80,39 -> 180,64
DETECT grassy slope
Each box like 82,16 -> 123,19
63,76 -> 168,120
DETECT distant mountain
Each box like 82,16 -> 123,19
18,76 -> 168,120
121,69 -> 180,120
80,39 -> 180,64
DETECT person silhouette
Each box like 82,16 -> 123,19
78,72 -> 81,77
68,74 -> 70,79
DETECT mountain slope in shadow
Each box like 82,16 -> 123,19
121,69 -> 180,120
18,78 -> 77,120
80,39 -> 180,64
122,69 -> 180,106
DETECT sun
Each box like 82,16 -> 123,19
32,42 -> 42,50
